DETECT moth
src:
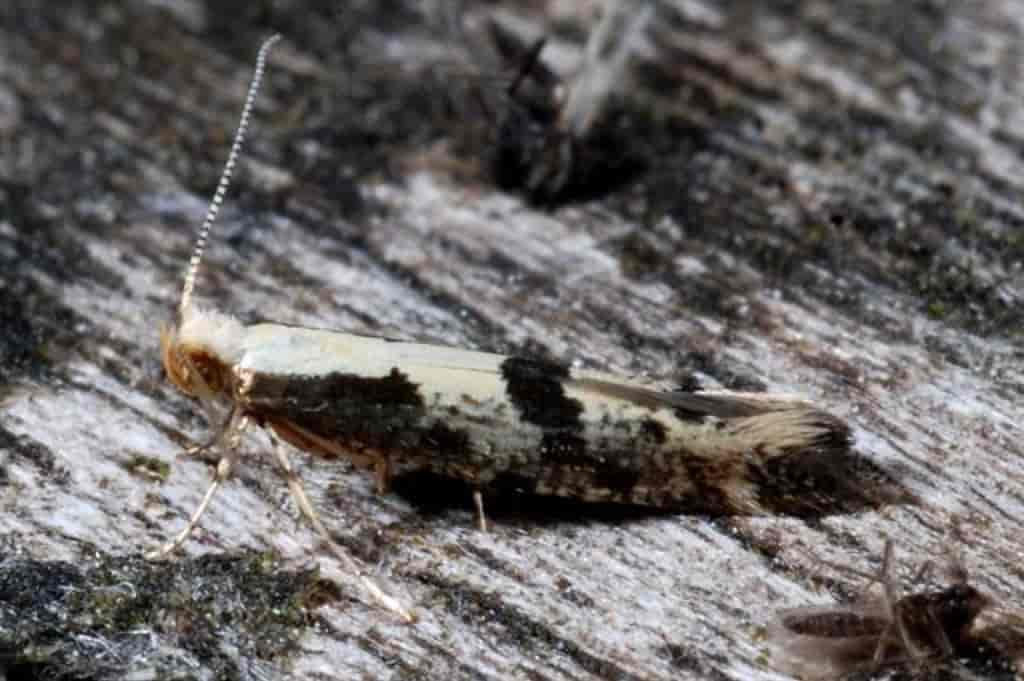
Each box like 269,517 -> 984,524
485,0 -> 654,204
154,34 -> 852,621
768,539 -> 992,678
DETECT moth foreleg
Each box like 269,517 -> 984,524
183,406 -> 238,462
265,430 -> 416,623
147,412 -> 248,559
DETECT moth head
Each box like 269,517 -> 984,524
164,34 -> 280,400
161,308 -> 242,401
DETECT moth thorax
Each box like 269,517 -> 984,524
160,324 -> 234,401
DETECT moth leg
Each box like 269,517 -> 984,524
147,412 -> 248,559
266,430 -> 415,624
473,489 -> 488,533
374,458 -> 391,495
184,406 -> 238,462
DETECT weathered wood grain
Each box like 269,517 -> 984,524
1,1 -> 1022,679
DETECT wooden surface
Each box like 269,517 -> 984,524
1,1 -> 1022,679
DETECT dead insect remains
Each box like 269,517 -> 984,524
769,538 -> 992,678
486,1 -> 653,205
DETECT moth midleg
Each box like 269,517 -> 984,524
472,489 -> 488,533
266,430 -> 415,623
147,412 -> 248,559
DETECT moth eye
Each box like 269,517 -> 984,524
185,351 -> 225,394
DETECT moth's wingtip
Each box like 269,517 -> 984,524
747,409 -> 918,517
802,409 -> 855,455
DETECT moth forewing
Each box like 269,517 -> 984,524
227,324 -> 851,512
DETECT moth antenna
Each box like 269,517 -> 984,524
179,33 -> 282,316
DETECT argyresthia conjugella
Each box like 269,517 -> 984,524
155,34 -> 852,621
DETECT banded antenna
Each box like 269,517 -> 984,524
180,33 -> 283,315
